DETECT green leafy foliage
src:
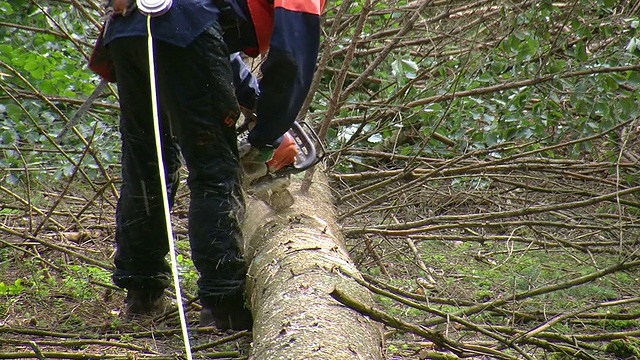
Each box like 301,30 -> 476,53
606,338 -> 640,358
176,252 -> 199,294
0,1 -> 119,186
0,279 -> 25,296
320,0 -> 639,171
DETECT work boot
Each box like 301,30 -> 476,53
199,298 -> 253,331
125,287 -> 167,319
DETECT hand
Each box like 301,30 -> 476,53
239,144 -> 274,164
239,144 -> 274,186
111,0 -> 135,15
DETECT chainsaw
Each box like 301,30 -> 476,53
237,118 -> 324,207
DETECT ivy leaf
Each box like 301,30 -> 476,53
620,97 -> 635,116
603,76 -> 618,91
595,101 -> 610,117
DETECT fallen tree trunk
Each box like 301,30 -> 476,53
242,173 -> 384,360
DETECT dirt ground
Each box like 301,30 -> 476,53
1,162 -> 640,359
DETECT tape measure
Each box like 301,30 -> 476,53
137,0 -> 172,15
136,1 -> 193,359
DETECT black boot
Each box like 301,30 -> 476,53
199,296 -> 252,331
125,287 -> 167,319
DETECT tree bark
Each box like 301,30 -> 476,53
243,173 -> 384,360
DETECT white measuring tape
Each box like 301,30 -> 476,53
138,0 -> 172,15
139,0 -> 193,358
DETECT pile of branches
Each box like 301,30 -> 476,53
313,0 -> 640,359
331,140 -> 640,359
1,0 -> 640,359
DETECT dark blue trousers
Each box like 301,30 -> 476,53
109,24 -> 247,306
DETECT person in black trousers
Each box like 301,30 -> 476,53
98,0 -> 323,330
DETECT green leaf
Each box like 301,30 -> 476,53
0,2 -> 13,15
4,103 -> 23,120
0,44 -> 13,59
24,60 -> 38,71
548,59 -> 566,74
600,0 -> 614,8
626,38 -> 640,55
12,279 -> 24,292
31,67 -> 45,80
620,97 -> 635,116
40,79 -> 56,94
423,103 -> 442,113
1,128 -> 16,144
595,101 -> 610,117
574,41 -> 587,62
603,76 -> 619,91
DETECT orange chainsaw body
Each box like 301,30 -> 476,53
267,132 -> 298,172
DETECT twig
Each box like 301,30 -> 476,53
425,260 -> 640,327
13,145 -> 33,232
297,0 -> 350,120
513,297 -> 640,343
0,326 -> 84,338
345,219 -> 637,237
201,352 -> 241,359
56,80 -> 108,143
350,272 -> 536,359
27,341 -> 45,360
330,287 -> 521,360
363,235 -> 389,276
405,65 -> 640,108
4,338 -> 152,353
301,0 -> 374,192
0,185 -> 65,230
0,353 -> 175,359
34,122 -> 97,235
349,185 -> 640,232
0,62 -> 119,200
392,214 -> 436,286
191,331 -> 250,352
0,223 -> 114,270
0,238 -> 61,272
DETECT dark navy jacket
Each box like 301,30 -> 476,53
104,0 -> 322,148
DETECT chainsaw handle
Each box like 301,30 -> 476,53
290,121 -> 322,171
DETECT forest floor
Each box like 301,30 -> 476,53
0,188 -> 258,359
1,162 -> 639,359
3,0 -> 640,358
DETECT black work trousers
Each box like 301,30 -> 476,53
109,24 -> 247,306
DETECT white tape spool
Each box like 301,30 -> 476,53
137,0 -> 173,16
